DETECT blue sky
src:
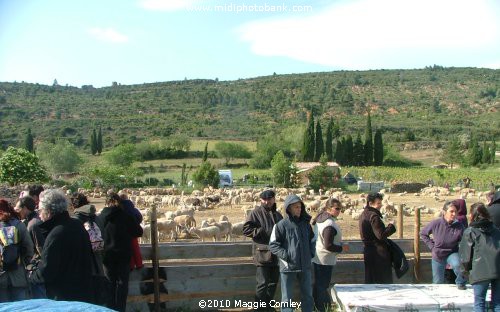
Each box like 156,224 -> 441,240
1,0 -> 499,87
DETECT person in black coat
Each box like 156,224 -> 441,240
359,192 -> 396,284
98,192 -> 143,312
30,189 -> 94,303
243,189 -> 283,310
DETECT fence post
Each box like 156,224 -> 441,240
414,207 -> 421,282
150,204 -> 160,312
397,205 -> 403,239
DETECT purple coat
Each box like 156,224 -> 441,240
420,217 -> 464,261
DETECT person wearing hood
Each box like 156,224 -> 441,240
312,198 -> 348,312
359,192 -> 396,284
243,189 -> 283,310
488,191 -> 500,229
421,201 -> 467,289
98,192 -> 143,312
118,191 -> 144,270
453,199 -> 468,228
269,194 -> 315,312
459,203 -> 500,311
29,189 -> 94,302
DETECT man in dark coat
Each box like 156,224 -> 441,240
359,192 -> 396,284
243,189 -> 283,310
488,191 -> 500,229
30,189 -> 94,303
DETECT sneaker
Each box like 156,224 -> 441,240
457,284 -> 467,290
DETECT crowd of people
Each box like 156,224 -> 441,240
243,189 -> 500,312
0,185 -> 499,312
0,185 -> 143,312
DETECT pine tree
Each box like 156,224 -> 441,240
353,133 -> 364,166
90,129 -> 97,155
302,111 -> 315,161
373,129 -> 384,166
441,138 -> 462,169
24,128 -> 34,153
482,141 -> 491,164
364,113 -> 373,165
335,138 -> 344,166
325,118 -> 334,161
345,135 -> 354,166
314,120 -> 324,162
97,127 -> 103,155
202,142 -> 208,162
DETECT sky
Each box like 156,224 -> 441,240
0,0 -> 499,87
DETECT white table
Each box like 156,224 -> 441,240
332,284 -> 492,312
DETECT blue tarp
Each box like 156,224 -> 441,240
0,299 -> 115,312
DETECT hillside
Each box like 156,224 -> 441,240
0,67 -> 498,150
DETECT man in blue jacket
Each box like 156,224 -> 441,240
270,194 -> 315,312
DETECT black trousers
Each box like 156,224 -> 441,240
255,266 -> 280,309
313,263 -> 334,312
103,262 -> 130,312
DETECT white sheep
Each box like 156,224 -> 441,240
174,215 -> 196,232
230,221 -> 246,241
189,226 -> 221,242
214,221 -> 232,241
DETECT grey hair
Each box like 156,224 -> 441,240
39,189 -> 68,215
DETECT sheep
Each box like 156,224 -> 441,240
189,226 -> 221,242
214,221 -> 232,241
174,215 -> 196,232
230,221 -> 246,241
157,219 -> 177,241
219,215 -> 229,222
306,200 -> 321,213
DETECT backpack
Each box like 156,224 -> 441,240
0,219 -> 21,272
84,221 -> 104,252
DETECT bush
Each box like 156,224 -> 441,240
271,151 -> 297,187
383,146 -> 421,167
105,144 -> 137,167
307,154 -> 341,191
192,161 -> 219,188
215,142 -> 252,166
0,147 -> 49,185
37,140 -> 83,174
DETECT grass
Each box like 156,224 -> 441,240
190,139 -> 257,152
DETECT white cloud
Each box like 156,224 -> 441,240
237,0 -> 500,69
88,27 -> 129,43
139,0 -> 202,11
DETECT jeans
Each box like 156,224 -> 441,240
472,279 -> 500,312
313,263 -> 334,312
104,262 -> 130,312
255,266 -> 280,309
431,253 -> 467,286
0,286 -> 27,302
280,270 -> 313,312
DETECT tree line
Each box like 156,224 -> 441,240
302,112 -> 384,166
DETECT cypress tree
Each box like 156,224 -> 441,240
24,128 -> 34,153
364,113 -> 373,165
302,111 -> 315,161
353,133 -> 364,166
97,126 -> 103,155
482,141 -> 490,164
467,136 -> 481,166
373,129 -> 384,165
345,134 -> 354,166
335,138 -> 344,166
314,120 -> 324,162
90,129 -> 97,155
325,118 -> 334,161
202,142 -> 208,162
491,140 -> 496,164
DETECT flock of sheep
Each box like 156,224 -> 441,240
79,185 -> 486,243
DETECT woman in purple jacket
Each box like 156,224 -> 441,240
420,201 -> 467,289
